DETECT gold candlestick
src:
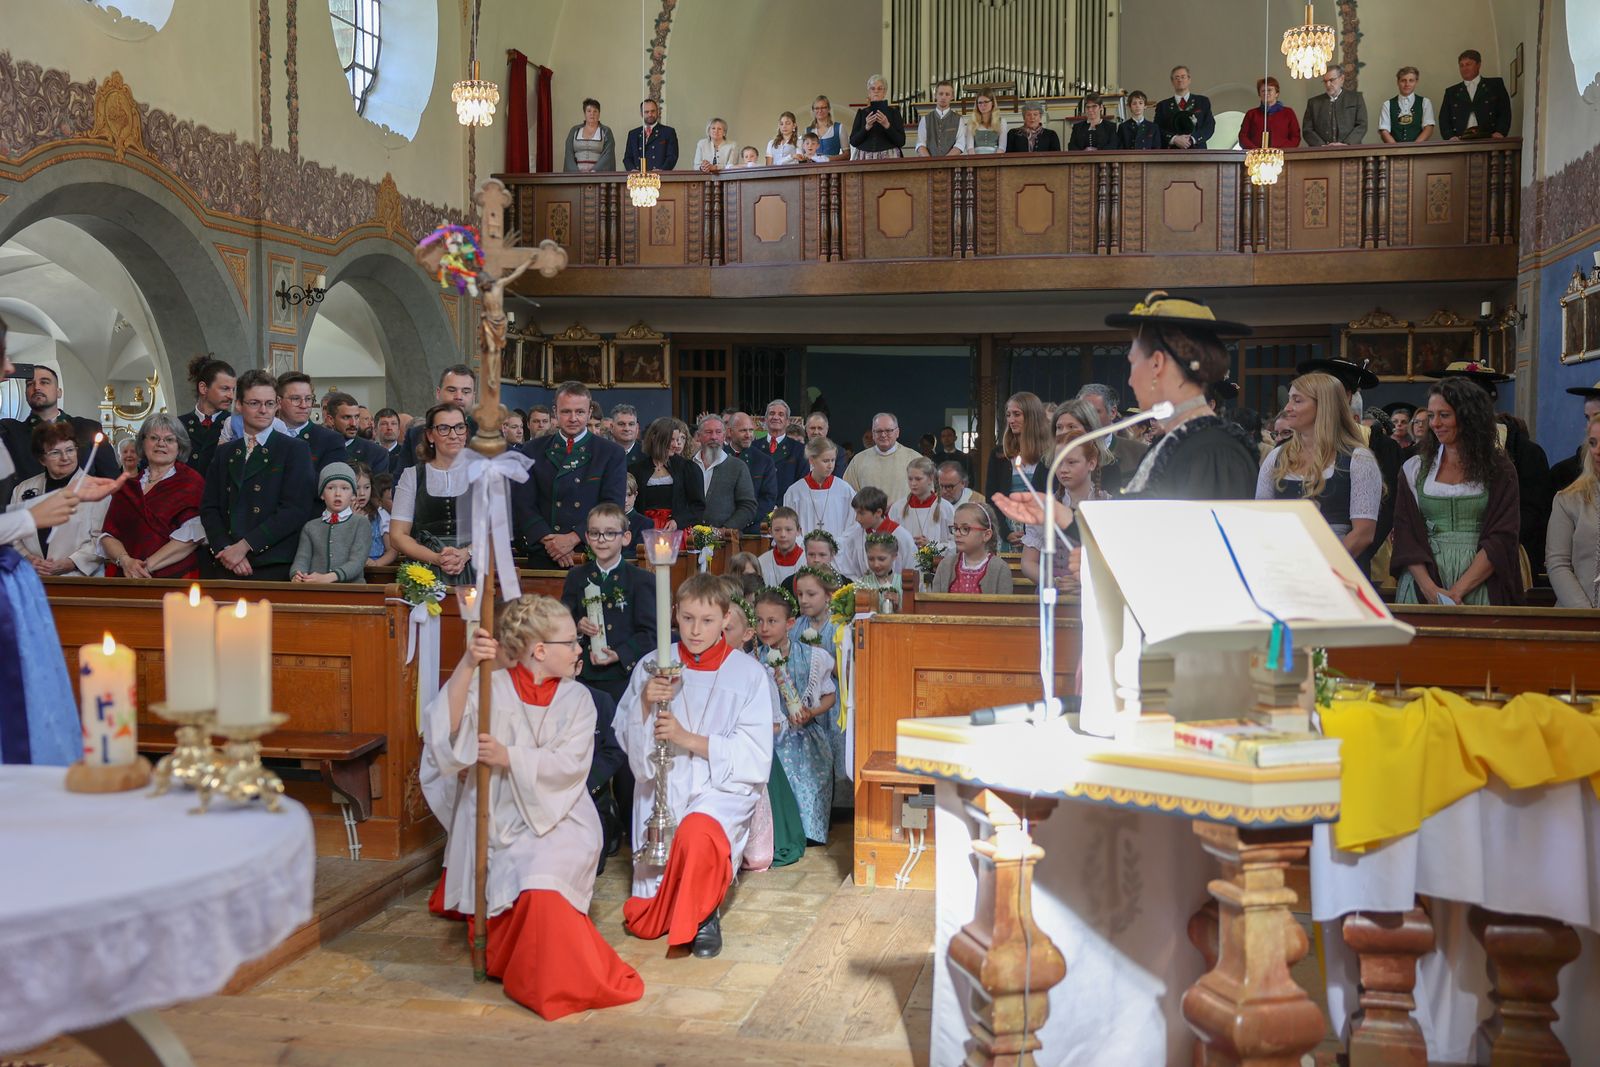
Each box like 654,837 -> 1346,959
148,703 -> 219,796
192,713 -> 289,814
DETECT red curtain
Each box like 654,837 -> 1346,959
505,49 -> 531,173
534,65 -> 554,173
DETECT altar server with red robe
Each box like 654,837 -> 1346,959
618,572 -> 776,958
422,594 -> 642,1019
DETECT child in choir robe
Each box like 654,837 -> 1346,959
855,534 -> 904,611
758,506 -> 805,586
291,462 -> 373,583
618,573 -> 776,958
889,457 -> 955,552
782,436 -> 855,542
836,486 -> 918,581
755,588 -> 836,844
421,595 -> 643,1019
933,501 -> 1014,595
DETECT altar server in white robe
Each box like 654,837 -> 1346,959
782,436 -> 857,542
422,594 -> 642,1019
618,572 -> 774,959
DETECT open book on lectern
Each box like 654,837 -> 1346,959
1074,499 -> 1414,744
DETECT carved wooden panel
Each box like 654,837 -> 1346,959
1341,158 -> 1363,247
876,187 -> 915,239
1425,174 -> 1452,225
996,166 -> 1067,256
752,194 -> 787,243
532,188 -> 585,263
733,179 -> 801,265
1388,157 -> 1411,246
1163,181 -> 1204,232
930,167 -> 953,256
1015,183 -> 1055,235
545,202 -> 571,247
1145,165 -> 1221,255
1122,162 -> 1145,252
635,192 -> 686,265
859,174 -> 929,260
1302,178 -> 1329,229
975,165 -> 1000,256
1069,165 -> 1095,253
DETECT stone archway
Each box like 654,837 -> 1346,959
0,158 -> 251,395
317,240 -> 462,414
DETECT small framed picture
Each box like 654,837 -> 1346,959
607,322 -> 671,389
1412,309 -> 1480,376
544,324 -> 607,387
1342,309 -> 1412,380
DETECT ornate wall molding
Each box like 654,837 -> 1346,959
0,54 -> 463,244
285,0 -> 299,159
259,0 -> 272,147
1521,141 -> 1600,258
646,0 -> 677,105
1337,1 -> 1362,90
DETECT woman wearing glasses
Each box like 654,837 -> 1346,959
806,96 -> 844,159
390,404 -> 476,586
7,422 -> 113,577
98,413 -> 207,578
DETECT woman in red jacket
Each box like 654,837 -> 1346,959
1240,77 -> 1302,149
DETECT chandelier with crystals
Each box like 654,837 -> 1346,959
627,160 -> 661,208
1281,2 -> 1336,80
1245,132 -> 1285,186
452,0 -> 499,127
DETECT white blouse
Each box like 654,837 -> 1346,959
1256,445 -> 1381,526
766,139 -> 801,165
391,451 -> 475,525
1400,450 -> 1484,500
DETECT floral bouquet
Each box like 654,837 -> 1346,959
764,646 -> 804,723
915,542 -> 946,583
686,524 -> 724,572
399,562 -> 448,617
829,582 -> 859,625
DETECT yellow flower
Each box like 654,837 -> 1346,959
426,600 -> 442,617
693,524 -> 713,535
403,563 -> 437,585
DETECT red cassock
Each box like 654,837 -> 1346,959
430,875 -> 643,1020
101,465 -> 206,578
621,813 -> 732,946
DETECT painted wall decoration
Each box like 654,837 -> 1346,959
646,0 -> 677,105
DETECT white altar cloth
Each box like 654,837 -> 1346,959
931,781 -> 1213,1067
0,765 -> 315,1054
1312,778 -> 1600,1064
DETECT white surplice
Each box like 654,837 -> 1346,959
616,645 -> 776,898
782,476 -> 857,543
421,672 -> 601,917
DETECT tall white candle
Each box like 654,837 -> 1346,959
215,598 -> 272,727
1480,300 -> 1493,318
651,540 -> 673,664
80,632 -> 137,765
162,584 -> 216,712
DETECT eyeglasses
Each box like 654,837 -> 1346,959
948,524 -> 989,536
146,435 -> 179,446
431,423 -> 469,436
542,638 -> 583,648
239,399 -> 276,410
871,427 -> 897,436
43,447 -> 78,461
586,529 -> 625,541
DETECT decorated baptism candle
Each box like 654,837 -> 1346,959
583,581 -> 610,656
215,598 -> 272,727
162,584 -> 217,711
79,633 -> 137,765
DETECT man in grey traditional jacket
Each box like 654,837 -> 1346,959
1302,65 -> 1368,146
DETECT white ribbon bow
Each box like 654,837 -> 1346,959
459,449 -> 534,608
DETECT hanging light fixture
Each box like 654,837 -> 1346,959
452,0 -> 500,127
1246,1 -> 1284,186
627,158 -> 661,208
1281,2 -> 1336,81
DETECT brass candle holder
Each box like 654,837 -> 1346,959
148,703 -> 219,796
192,713 -> 289,814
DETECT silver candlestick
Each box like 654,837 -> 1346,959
634,661 -> 682,867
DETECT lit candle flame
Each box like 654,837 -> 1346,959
188,583 -> 202,607
102,632 -> 115,655
235,598 -> 249,618
93,432 -> 105,444
465,586 -> 478,610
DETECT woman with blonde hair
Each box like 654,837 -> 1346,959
965,91 -> 1007,154
1546,413 -> 1600,608
422,594 -> 643,1018
1255,371 -> 1381,563
985,391 -> 1053,547
692,117 -> 737,172
806,95 -> 844,158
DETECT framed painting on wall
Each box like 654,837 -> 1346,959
1342,309 -> 1412,380
1411,309 -> 1480,376
543,324 -> 606,388
607,322 -> 671,389
267,255 -> 297,335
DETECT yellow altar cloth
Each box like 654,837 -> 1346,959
1321,688 -> 1600,852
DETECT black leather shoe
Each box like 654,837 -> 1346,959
593,788 -> 622,858
691,911 -> 722,958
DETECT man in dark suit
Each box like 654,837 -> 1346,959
176,354 -> 235,476
622,98 -> 679,171
1118,91 -> 1161,149
609,403 -> 642,466
324,391 -> 391,477
930,426 -> 970,478
1302,65 -> 1368,146
1155,65 -> 1216,148
199,369 -> 316,582
1549,384 -> 1600,493
512,380 -> 627,568
761,399 -> 806,497
1004,103 -> 1061,153
374,407 -> 404,465
1439,49 -> 1513,140
393,365 -> 478,474
726,412 -> 778,534
0,365 -> 122,488
275,372 -> 346,478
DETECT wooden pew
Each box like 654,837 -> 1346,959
45,577 -> 436,861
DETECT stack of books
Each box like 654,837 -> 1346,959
1173,718 -> 1341,768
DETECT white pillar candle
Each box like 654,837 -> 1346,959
649,539 -> 674,663
215,598 -> 272,727
162,584 -> 217,712
80,633 -> 137,765
1480,300 -> 1493,318
583,581 -> 610,655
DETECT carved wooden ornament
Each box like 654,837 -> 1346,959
89,71 -> 145,160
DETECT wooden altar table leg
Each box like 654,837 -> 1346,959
1342,906 -> 1433,1067
948,787 -> 1066,1067
70,1010 -> 198,1067
1181,822 -> 1324,1067
1188,900 -> 1310,1067
1468,906 -> 1582,1067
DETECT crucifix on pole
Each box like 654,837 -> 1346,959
413,178 -> 567,981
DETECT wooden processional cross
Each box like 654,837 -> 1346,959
414,178 -> 567,980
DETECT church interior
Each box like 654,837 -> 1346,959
5,0 -> 1600,1065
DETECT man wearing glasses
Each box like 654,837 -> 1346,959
199,368 -> 316,581
842,412 -> 924,505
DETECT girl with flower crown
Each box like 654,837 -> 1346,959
754,587 -> 836,845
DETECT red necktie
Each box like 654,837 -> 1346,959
328,514 -> 341,525
565,435 -> 574,454
202,414 -> 214,428
768,439 -> 777,454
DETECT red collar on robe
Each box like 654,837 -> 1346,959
905,493 -> 936,509
804,474 -> 833,490
772,544 -> 803,566
679,639 -> 733,671
874,518 -> 901,534
509,665 -> 560,705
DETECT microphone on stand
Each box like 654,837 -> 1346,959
999,401 -> 1175,727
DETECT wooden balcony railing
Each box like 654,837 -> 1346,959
499,140 -> 1520,299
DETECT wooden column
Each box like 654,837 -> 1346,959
976,334 -> 996,480
1469,906 -> 1582,1066
1181,822 -> 1324,1067
948,787 -> 1065,1067
1342,906 -> 1434,1067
